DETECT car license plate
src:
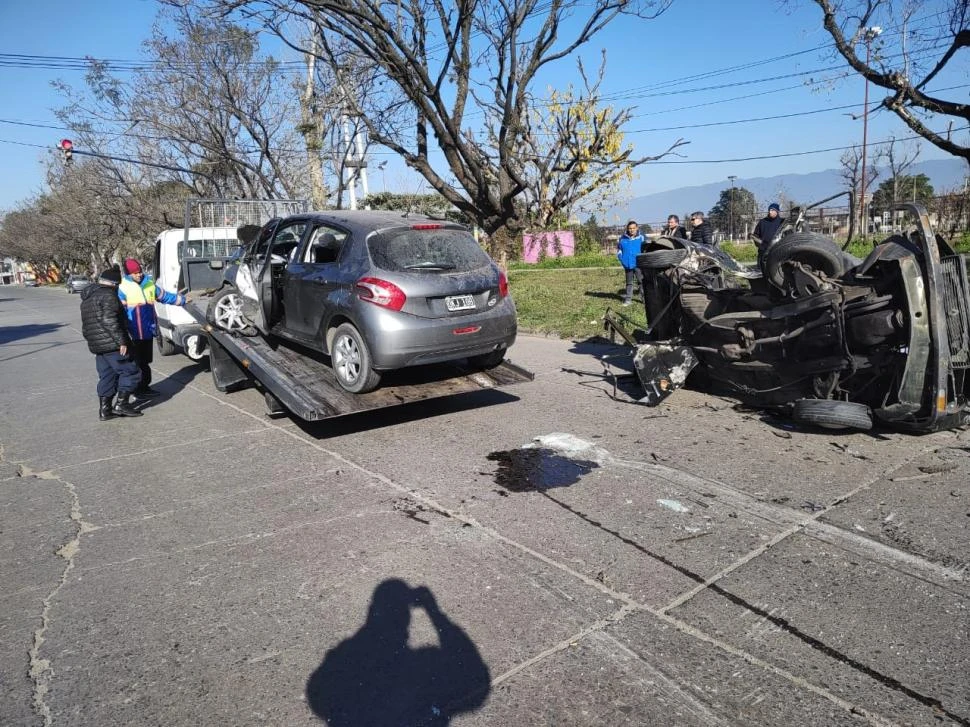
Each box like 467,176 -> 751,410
445,294 -> 476,311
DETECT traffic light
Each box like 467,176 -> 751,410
59,139 -> 73,164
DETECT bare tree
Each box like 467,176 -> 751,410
55,5 -> 302,204
200,0 -> 678,250
814,0 -> 970,163
840,145 -> 881,240
520,56 -> 685,229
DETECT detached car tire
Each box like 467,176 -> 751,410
792,399 -> 873,431
331,323 -> 382,394
765,233 -> 847,290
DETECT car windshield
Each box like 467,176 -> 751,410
368,227 -> 491,273
73,276 -> 90,281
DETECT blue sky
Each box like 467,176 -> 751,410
0,0 -> 964,213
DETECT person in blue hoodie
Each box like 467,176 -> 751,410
617,220 -> 646,306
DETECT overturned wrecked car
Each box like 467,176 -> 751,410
613,202 -> 970,432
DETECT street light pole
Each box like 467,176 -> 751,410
859,26 -> 882,239
727,175 -> 737,241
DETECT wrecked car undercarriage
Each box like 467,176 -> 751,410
608,203 -> 970,433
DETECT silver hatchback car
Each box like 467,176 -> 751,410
207,210 -> 517,393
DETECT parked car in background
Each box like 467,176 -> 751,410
22,276 -> 38,287
65,274 -> 93,294
206,210 -> 517,393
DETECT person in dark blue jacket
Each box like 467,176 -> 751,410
753,202 -> 786,267
616,220 -> 646,305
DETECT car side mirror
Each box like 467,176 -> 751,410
208,259 -> 224,270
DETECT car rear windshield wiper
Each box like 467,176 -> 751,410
405,262 -> 456,270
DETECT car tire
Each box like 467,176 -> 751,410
156,332 -> 178,356
637,249 -> 688,270
330,323 -> 382,394
468,349 -> 506,369
206,286 -> 256,335
792,399 -> 873,431
765,233 -> 847,290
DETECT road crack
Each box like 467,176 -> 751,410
20,465 -> 98,727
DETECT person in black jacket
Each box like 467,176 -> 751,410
752,202 -> 786,266
689,211 -> 714,246
80,266 -> 143,420
663,214 -> 687,239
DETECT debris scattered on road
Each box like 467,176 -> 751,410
917,462 -> 958,474
801,501 -> 825,512
674,531 -> 713,543
772,430 -> 793,439
657,499 -> 690,513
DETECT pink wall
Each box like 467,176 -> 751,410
521,231 -> 575,263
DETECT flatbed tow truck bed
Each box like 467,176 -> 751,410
187,297 -> 534,421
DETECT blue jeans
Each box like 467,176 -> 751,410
95,351 -> 142,397
623,268 -> 642,303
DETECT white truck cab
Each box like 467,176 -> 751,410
153,226 -> 240,360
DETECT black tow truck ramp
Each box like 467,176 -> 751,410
191,303 -> 533,421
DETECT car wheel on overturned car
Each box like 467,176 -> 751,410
330,323 -> 382,394
764,232 -> 848,291
792,399 -> 873,431
636,248 -> 688,270
206,286 -> 258,336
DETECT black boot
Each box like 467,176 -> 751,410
99,396 -> 115,421
113,393 -> 143,417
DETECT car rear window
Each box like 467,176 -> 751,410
368,228 -> 492,273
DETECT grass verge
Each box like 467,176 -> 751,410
508,267 -> 646,339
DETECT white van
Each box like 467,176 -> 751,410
152,226 -> 240,360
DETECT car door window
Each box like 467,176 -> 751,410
269,222 -> 308,262
303,224 -> 349,265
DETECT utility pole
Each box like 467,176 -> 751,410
727,175 -> 737,241
859,26 -> 882,238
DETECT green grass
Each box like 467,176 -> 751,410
508,267 -> 646,339
508,253 -> 621,270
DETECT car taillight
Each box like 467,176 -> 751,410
498,270 -> 509,298
356,277 -> 406,311
411,224 -> 442,230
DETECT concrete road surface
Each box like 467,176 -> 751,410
1,285 -> 967,726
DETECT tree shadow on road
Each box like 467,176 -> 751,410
306,579 -> 490,726
0,323 -> 66,345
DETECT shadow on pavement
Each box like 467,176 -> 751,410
0,322 -> 66,344
135,361 -> 209,411
295,389 -> 520,439
306,579 -> 490,726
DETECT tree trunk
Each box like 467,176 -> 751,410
300,42 -> 329,210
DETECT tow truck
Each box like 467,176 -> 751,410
174,199 -> 533,421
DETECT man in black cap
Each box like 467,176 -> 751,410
79,266 -> 143,419
753,202 -> 786,266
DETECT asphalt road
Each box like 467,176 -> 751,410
1,285 -> 968,727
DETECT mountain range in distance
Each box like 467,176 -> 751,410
605,157 -> 968,226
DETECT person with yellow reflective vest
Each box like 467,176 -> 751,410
119,258 -> 189,398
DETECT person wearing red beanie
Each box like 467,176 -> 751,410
118,258 -> 189,398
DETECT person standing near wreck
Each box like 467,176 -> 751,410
689,211 -> 714,246
752,202 -> 786,265
617,220 -> 646,306
80,266 -> 143,419
118,258 -> 188,398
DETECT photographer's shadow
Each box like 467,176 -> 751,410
306,579 -> 490,726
